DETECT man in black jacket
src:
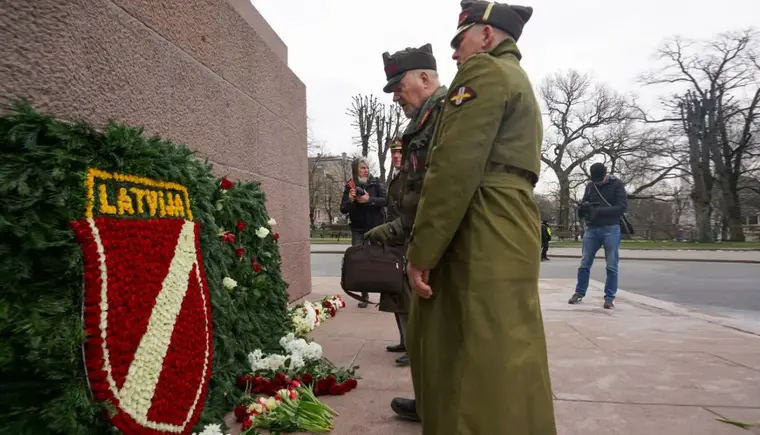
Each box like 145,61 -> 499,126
340,157 -> 387,307
540,220 -> 551,261
569,163 -> 628,309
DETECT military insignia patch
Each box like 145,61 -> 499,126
449,86 -> 477,106
417,108 -> 432,129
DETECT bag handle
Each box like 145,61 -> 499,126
592,182 -> 612,207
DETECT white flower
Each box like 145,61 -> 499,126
256,227 -> 270,238
222,277 -> 237,290
267,218 -> 277,226
288,353 -> 305,370
215,200 -> 223,211
193,423 -> 226,435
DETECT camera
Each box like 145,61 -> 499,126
355,187 -> 366,196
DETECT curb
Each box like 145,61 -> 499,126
311,250 -> 760,264
586,280 -> 760,337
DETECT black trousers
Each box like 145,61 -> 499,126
541,241 -> 549,259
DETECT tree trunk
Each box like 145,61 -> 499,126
557,174 -> 571,231
692,189 -> 713,243
727,190 -> 746,241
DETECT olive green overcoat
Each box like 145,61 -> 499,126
405,38 -> 557,435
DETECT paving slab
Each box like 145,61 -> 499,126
224,277 -> 760,434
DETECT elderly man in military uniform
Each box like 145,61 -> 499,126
404,2 -> 557,434
362,42 -> 447,422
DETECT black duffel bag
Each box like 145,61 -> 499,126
340,241 -> 406,305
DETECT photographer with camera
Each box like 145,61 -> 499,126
340,157 -> 387,307
568,163 -> 628,309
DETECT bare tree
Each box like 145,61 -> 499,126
639,29 -> 760,241
540,69 -> 632,229
346,94 -> 381,157
375,103 -> 406,184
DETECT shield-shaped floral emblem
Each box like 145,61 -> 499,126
72,169 -> 213,435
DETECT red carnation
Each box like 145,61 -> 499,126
220,177 -> 235,190
221,232 -> 235,244
329,307 -> 337,317
242,415 -> 253,430
322,300 -> 331,308
274,372 -> 287,384
346,378 -> 358,389
236,220 -> 247,232
252,258 -> 262,272
302,373 -> 314,384
234,405 -> 248,421
329,384 -> 345,395
273,233 -> 280,241
235,248 -> 245,259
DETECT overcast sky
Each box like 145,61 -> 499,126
252,0 -> 759,190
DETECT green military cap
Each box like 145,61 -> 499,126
382,43 -> 437,93
451,1 -> 533,48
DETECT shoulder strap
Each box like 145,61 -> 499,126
592,183 -> 612,207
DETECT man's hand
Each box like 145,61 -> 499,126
349,189 -> 357,202
356,192 -> 370,204
407,263 -> 432,298
364,223 -> 393,243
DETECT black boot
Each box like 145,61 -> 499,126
396,354 -> 409,366
391,397 -> 420,422
386,343 -> 406,353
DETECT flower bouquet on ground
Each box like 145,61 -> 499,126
290,295 -> 346,336
236,380 -> 339,434
240,333 -> 359,398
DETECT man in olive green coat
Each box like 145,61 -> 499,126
363,43 -> 447,421
405,2 -> 557,434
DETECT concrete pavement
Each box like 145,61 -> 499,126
231,277 -> 760,435
310,243 -> 760,263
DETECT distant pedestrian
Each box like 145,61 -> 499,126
569,162 -> 628,309
340,157 -> 387,308
541,220 -> 551,261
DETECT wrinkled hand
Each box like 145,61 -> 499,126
356,193 -> 370,204
364,224 -> 393,243
349,189 -> 357,202
407,263 -> 432,298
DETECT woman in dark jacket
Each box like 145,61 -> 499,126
340,157 -> 387,307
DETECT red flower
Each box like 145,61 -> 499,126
302,373 -> 314,385
322,301 -> 331,308
329,307 -> 337,317
221,232 -> 235,244
236,220 -> 247,232
252,258 -> 262,273
237,374 -> 253,391
329,384 -> 345,395
273,233 -> 280,241
345,378 -> 358,390
220,177 -> 234,190
235,248 -> 245,259
242,415 -> 253,430
234,405 -> 248,421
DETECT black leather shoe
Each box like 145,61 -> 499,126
604,299 -> 615,309
386,343 -> 406,353
358,301 -> 368,308
391,397 -> 420,422
396,354 -> 409,366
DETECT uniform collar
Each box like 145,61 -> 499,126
403,86 -> 448,136
489,38 -> 522,61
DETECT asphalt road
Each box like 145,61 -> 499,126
311,254 -> 760,322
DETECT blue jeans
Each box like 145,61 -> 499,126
575,224 -> 621,300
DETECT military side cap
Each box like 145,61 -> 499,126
451,1 -> 533,48
382,43 -> 437,93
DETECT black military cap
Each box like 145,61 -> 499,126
382,43 -> 437,93
451,1 -> 533,48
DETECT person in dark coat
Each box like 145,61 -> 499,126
541,220 -> 552,261
340,157 -> 387,308
569,162 -> 628,309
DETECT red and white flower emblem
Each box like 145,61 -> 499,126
72,169 -> 213,435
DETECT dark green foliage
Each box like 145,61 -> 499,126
0,101 -> 292,434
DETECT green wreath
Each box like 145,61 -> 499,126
0,101 -> 292,434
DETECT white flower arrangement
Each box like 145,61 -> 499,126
247,334 -> 323,374
192,423 -> 227,435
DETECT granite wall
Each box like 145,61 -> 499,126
0,0 -> 311,300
